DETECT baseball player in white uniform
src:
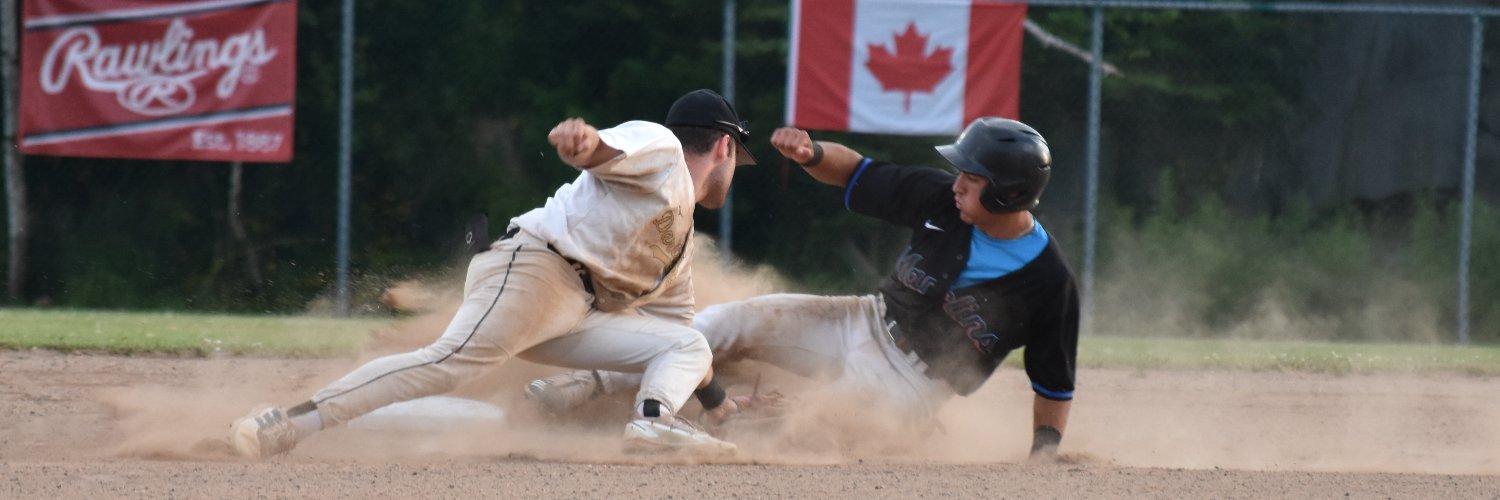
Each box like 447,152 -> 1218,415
229,89 -> 758,458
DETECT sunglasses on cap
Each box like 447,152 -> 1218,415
715,119 -> 750,142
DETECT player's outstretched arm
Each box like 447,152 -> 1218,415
770,127 -> 864,187
549,118 -> 623,169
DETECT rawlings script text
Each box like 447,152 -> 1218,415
40,18 -> 278,116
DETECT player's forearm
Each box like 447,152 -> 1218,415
770,127 -> 864,188
800,141 -> 863,187
571,143 -> 623,170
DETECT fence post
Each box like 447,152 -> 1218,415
1457,13 -> 1483,345
720,0 -> 736,254
335,0 -> 355,317
1082,4 -> 1104,336
1,0 -> 27,302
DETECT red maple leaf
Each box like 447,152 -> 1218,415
865,22 -> 954,113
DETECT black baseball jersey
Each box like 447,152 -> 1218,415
844,159 -> 1079,399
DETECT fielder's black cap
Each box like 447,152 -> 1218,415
665,89 -> 757,166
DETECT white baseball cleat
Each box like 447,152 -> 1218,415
623,414 -> 738,456
229,406 -> 299,458
524,370 -> 603,414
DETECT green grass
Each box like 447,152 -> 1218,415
1078,336 -> 1500,376
0,308 -> 392,357
1,308 -> 1496,376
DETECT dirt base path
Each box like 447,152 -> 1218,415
2,349 -> 1496,498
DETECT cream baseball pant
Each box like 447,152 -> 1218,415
606,294 -> 952,424
309,230 -> 712,427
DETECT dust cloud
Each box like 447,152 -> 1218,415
1089,257 -> 1448,343
96,238 -> 1499,474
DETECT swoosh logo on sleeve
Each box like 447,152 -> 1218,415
923,220 -> 944,232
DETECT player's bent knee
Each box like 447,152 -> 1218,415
681,332 -> 711,357
667,332 -> 713,372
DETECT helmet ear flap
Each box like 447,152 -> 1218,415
979,183 -> 1007,213
979,181 -> 1037,213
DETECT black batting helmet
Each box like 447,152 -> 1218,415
935,117 -> 1052,213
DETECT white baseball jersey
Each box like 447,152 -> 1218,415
510,120 -> 696,314
308,122 -> 711,428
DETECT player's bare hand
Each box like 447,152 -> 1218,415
549,118 -> 600,167
771,127 -> 816,164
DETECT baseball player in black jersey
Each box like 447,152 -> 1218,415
528,117 -> 1079,458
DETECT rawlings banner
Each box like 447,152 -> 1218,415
786,0 -> 1024,135
19,0 -> 297,162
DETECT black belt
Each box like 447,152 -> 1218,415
884,313 -> 935,378
883,305 -> 917,355
880,298 -> 947,385
500,226 -> 595,295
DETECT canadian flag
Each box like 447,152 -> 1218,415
786,0 -> 1025,135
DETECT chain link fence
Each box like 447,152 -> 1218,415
1010,0 -> 1497,343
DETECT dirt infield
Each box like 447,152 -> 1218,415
1,349 -> 1496,499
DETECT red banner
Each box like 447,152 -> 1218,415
19,0 -> 297,162
786,0 -> 1024,136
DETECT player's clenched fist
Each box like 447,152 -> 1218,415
771,127 -> 817,165
549,118 -> 600,167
